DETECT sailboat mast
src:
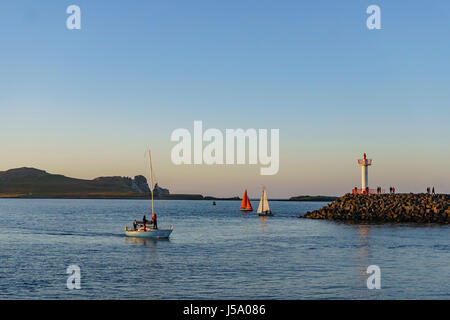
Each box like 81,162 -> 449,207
148,149 -> 154,215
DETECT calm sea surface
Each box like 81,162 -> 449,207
0,199 -> 448,299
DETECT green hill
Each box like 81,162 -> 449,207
0,167 -> 150,198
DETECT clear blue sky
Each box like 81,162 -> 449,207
1,1 -> 449,197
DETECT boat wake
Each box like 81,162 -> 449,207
7,226 -> 123,238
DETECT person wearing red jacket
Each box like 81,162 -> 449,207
152,213 -> 158,229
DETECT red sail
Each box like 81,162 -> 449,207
240,190 -> 253,211
240,190 -> 248,208
245,195 -> 253,210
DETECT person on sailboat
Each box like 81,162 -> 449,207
133,219 -> 138,231
142,215 -> 148,231
152,213 -> 158,229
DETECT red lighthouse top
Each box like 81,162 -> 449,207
358,153 -> 372,166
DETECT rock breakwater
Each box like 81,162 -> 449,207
299,193 -> 450,224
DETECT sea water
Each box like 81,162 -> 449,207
0,199 -> 448,299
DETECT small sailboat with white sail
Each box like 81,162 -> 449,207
257,187 -> 273,216
125,149 -> 173,239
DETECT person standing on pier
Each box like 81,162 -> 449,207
432,187 -> 435,194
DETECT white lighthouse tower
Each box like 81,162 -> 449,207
357,153 -> 372,194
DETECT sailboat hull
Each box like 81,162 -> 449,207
258,212 -> 273,216
240,208 -> 253,212
125,227 -> 173,239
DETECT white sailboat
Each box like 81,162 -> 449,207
257,187 -> 273,216
125,149 -> 174,239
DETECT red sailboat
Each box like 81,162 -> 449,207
240,189 -> 253,212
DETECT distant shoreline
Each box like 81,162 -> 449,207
0,167 -> 338,202
0,194 -> 337,202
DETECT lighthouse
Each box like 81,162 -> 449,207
357,153 -> 372,194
